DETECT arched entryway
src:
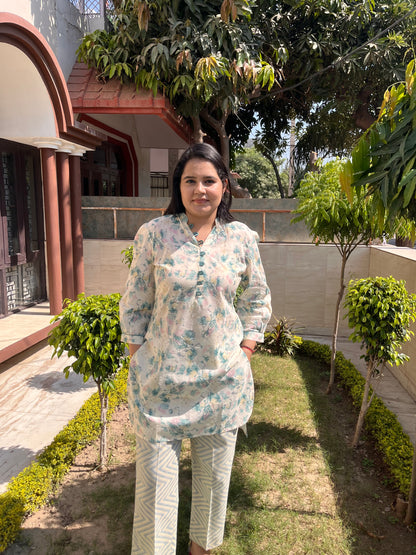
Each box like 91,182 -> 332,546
0,13 -> 101,316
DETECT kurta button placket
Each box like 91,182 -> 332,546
196,249 -> 205,290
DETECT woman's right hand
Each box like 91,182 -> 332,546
128,343 -> 141,356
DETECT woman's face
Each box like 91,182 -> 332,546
179,158 -> 226,224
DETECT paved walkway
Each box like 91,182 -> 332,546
0,317 -> 416,496
0,305 -> 96,494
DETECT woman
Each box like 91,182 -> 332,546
120,143 -> 271,555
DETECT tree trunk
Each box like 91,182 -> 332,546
98,387 -> 109,469
326,252 -> 347,394
201,109 -> 251,197
405,446 -> 416,524
191,115 -> 205,144
201,110 -> 230,167
263,151 -> 285,198
351,358 -> 376,448
353,86 -> 377,130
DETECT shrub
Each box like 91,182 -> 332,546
344,276 -> 416,447
49,293 -> 129,468
260,316 -> 302,357
121,245 -> 134,268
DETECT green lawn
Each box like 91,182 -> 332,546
16,352 -> 416,554
178,353 -> 416,554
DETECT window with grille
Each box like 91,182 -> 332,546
69,0 -> 114,15
150,173 -> 169,197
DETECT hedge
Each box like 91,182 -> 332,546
298,339 -> 413,495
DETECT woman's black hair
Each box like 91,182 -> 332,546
164,143 -> 234,223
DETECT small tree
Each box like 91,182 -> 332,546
48,293 -> 128,469
292,159 -> 385,394
344,276 -> 416,448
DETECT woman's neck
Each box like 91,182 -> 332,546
185,214 -> 216,243
185,214 -> 216,233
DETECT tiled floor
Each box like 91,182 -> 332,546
0,302 -> 52,350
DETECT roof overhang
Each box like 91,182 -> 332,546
68,62 -> 192,146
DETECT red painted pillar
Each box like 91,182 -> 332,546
40,148 -> 63,315
56,151 -> 75,301
69,154 -> 85,296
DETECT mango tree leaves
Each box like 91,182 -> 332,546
347,60 -> 416,222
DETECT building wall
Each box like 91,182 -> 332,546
369,246 -> 416,400
0,0 -> 84,79
81,197 -> 309,241
261,243 -> 371,337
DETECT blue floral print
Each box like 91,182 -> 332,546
119,213 -> 272,443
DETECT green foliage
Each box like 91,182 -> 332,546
49,293 -> 127,394
347,59 -> 416,223
0,493 -> 25,552
293,158 -> 387,393
260,316 -> 302,357
234,147 -> 288,198
293,158 -> 383,246
77,0 -> 277,142
345,276 -> 416,368
236,0 -> 416,167
298,340 -> 413,495
0,367 -> 128,551
48,293 -> 128,469
122,245 -> 134,268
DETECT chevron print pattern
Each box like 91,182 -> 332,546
189,429 -> 238,550
131,430 -> 237,554
132,437 -> 181,555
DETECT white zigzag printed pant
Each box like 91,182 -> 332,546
132,429 -> 238,555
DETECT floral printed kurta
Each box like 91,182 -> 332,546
119,213 -> 272,443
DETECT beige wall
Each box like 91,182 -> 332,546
84,240 -> 132,296
84,240 -> 416,397
84,239 -> 371,336
260,243 -> 371,336
369,246 -> 416,400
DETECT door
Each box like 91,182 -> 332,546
0,140 -> 46,316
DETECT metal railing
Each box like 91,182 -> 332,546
82,205 -> 293,242
69,0 -> 114,16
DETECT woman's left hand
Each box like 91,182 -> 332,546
241,342 -> 256,361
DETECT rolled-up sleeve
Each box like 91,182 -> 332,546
119,224 -> 155,345
235,232 -> 272,342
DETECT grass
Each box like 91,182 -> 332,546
15,353 -> 416,554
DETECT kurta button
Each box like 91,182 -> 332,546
196,291 -> 202,296
196,280 -> 203,285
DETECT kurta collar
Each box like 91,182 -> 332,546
176,212 -> 226,243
